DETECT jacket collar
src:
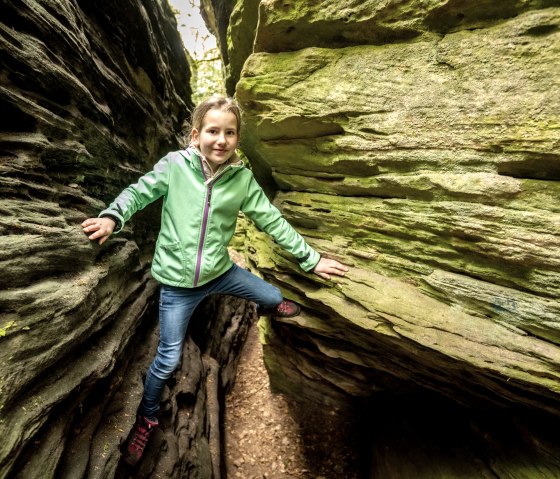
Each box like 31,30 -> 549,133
184,146 -> 244,184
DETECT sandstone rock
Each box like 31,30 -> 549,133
224,0 -> 260,94
231,5 -> 560,410
255,0 -> 556,52
207,0 -> 560,476
0,1 -> 251,478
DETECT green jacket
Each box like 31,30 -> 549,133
99,148 -> 320,287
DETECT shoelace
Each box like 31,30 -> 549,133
130,424 -> 152,451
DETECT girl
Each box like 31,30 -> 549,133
81,95 -> 348,466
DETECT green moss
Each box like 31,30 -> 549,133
257,316 -> 272,345
226,0 -> 260,94
0,321 -> 16,338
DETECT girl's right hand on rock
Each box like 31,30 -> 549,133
81,217 -> 116,245
313,257 -> 349,280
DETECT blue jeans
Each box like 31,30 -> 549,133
137,264 -> 282,418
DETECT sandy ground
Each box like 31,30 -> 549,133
223,321 -> 362,479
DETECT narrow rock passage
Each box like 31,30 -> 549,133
224,321 -> 361,479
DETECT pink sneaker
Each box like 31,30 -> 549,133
260,300 -> 301,318
122,415 -> 158,466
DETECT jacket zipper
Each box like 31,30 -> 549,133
193,185 -> 212,286
193,162 -> 231,287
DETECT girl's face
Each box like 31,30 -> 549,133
191,108 -> 239,170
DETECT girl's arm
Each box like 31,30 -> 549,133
241,175 -> 348,279
82,154 -> 172,244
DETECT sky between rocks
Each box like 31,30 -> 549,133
167,0 -> 216,60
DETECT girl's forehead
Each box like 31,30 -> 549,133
202,109 -> 238,128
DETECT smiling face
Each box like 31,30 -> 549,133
191,108 -> 239,171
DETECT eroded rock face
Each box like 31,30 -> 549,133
206,0 -> 560,475
0,1 -> 250,477
231,0 -> 560,411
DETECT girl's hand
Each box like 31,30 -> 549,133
313,257 -> 349,280
81,217 -> 116,245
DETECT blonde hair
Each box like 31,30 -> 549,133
185,95 -> 242,145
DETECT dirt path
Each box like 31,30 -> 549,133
223,321 -> 362,479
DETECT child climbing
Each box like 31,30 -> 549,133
81,95 -> 348,466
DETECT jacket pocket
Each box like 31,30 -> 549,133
210,245 -> 231,274
152,242 -> 186,281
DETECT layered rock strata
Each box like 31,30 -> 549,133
0,1 -> 248,478
205,0 -> 560,475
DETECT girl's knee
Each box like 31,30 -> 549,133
153,348 -> 182,377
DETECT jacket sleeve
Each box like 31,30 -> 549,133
240,174 -> 320,272
98,154 -> 171,233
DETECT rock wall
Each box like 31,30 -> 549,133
205,0 -> 560,475
0,1 -> 250,478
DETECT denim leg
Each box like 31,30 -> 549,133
137,265 -> 282,418
209,264 -> 283,308
138,284 -> 205,418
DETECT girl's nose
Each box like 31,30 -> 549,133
217,133 -> 226,144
